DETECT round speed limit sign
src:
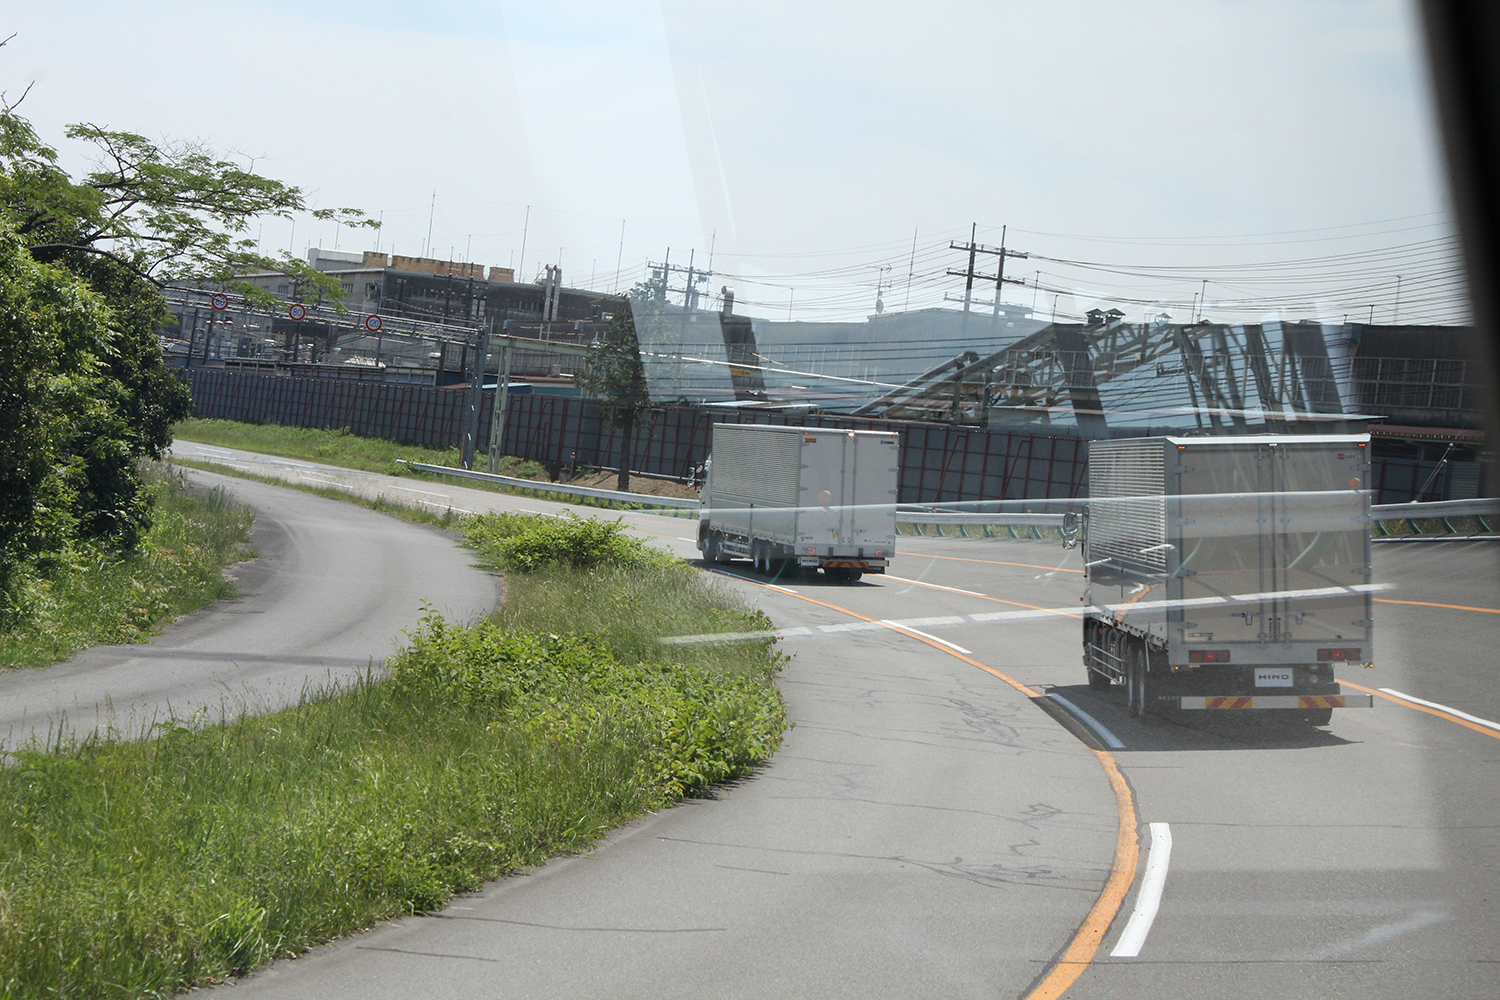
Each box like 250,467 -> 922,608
288,303 -> 308,321
210,292 -> 229,311
364,314 -> 383,333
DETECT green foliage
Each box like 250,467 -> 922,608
0,89 -> 372,308
392,613 -> 785,799
0,75 -> 365,610
0,463 -> 254,668
0,506 -> 786,999
172,417 -> 546,481
576,292 -> 652,490
577,295 -> 650,418
464,510 -> 674,574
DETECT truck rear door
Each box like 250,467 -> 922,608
845,432 -> 899,546
1174,440 -> 1371,656
1264,441 -> 1373,650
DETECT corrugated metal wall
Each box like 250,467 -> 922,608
183,368 -> 1446,504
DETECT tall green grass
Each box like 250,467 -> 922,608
0,464 -> 255,669
0,512 -> 786,999
172,418 -> 547,479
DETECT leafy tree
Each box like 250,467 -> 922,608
0,56 -> 376,616
579,294 -> 652,491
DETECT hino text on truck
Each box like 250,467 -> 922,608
1078,434 -> 1378,724
697,424 -> 900,581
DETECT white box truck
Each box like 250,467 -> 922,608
1081,434 -> 1377,724
697,424 -> 900,581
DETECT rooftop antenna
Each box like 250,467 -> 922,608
424,190 -> 435,257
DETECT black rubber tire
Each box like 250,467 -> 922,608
1304,707 -> 1334,726
712,532 -> 731,564
1126,641 -> 1146,718
824,567 -> 847,582
1087,665 -> 1111,691
752,541 -> 766,575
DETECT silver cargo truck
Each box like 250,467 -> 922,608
697,424 -> 900,581
1082,434 -> 1377,724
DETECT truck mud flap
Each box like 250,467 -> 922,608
1176,693 -> 1375,710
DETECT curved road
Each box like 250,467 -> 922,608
0,468 -> 499,750
169,443 -> 1500,999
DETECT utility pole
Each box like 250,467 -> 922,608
646,251 -> 712,311
946,222 -> 1030,335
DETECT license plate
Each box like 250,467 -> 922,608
1254,667 -> 1294,687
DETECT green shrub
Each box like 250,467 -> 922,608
0,507 -> 787,998
0,463 -> 253,668
464,511 -> 674,574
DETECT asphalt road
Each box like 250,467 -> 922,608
169,442 -> 1500,999
0,468 -> 499,750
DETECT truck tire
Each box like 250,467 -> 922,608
1087,663 -> 1111,691
710,531 -> 731,564
1304,707 -> 1334,726
1126,642 -> 1149,718
845,569 -> 862,583
751,540 -> 764,574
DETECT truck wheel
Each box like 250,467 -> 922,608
751,541 -> 764,574
845,570 -> 863,583
1126,644 -> 1149,718
1304,707 -> 1333,726
711,532 -> 731,564
1087,664 -> 1111,691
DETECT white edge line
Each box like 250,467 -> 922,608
880,621 -> 972,655
1110,822 -> 1173,958
883,574 -> 987,597
1045,693 -> 1126,749
1377,688 -> 1500,732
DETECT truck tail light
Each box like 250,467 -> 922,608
1188,649 -> 1231,663
1316,648 -> 1361,662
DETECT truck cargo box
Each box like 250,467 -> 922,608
698,424 -> 899,581
1083,434 -> 1376,720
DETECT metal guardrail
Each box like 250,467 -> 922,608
896,510 -> 1066,526
394,463 -> 1499,536
398,461 -> 703,509
1370,497 -> 1500,519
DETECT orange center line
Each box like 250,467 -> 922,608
1373,597 -> 1500,614
1338,678 -> 1500,741
716,571 -> 1138,998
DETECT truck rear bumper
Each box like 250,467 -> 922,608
1177,693 -> 1375,710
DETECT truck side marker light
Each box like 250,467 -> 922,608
1188,649 -> 1231,663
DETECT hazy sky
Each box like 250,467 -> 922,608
2,1 -> 1465,325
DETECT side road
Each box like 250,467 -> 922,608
173,441 -> 1123,1000
0,469 -> 499,750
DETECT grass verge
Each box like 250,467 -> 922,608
171,418 -> 547,480
169,456 -> 469,529
0,513 -> 786,999
170,418 -> 698,513
0,464 -> 255,670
